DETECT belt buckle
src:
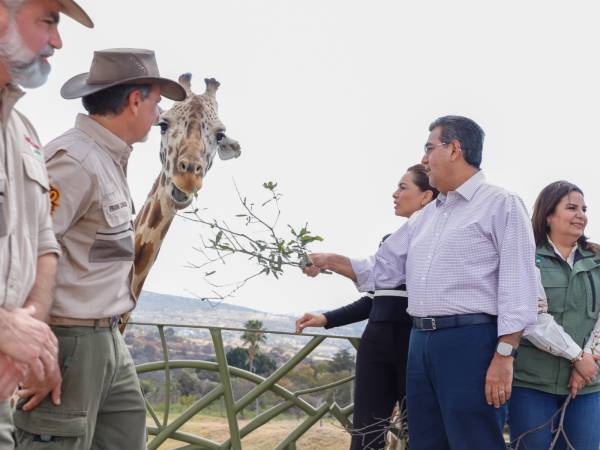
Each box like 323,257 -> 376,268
109,316 -> 120,328
421,317 -> 437,330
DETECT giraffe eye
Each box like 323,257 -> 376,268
159,122 -> 169,135
216,131 -> 226,143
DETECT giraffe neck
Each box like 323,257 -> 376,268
131,174 -> 177,299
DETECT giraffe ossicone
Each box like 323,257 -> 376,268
122,74 -> 241,329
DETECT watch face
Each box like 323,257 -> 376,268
497,342 -> 513,356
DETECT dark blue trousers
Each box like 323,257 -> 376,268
406,322 -> 507,450
509,387 -> 600,450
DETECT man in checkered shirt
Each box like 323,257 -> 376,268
304,115 -> 538,450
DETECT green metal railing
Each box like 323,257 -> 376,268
129,322 -> 362,450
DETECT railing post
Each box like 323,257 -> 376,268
158,325 -> 171,427
210,328 -> 242,450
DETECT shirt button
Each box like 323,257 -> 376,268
443,212 -> 448,217
421,277 -> 425,281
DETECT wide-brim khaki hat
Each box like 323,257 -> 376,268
59,0 -> 93,28
61,48 -> 186,101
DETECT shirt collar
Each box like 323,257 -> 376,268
436,170 -> 486,206
547,236 -> 578,268
75,114 -> 132,169
0,83 -> 25,125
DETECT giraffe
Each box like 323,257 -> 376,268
121,73 -> 241,329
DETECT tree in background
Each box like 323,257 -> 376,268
241,320 -> 267,373
329,348 -> 355,373
253,353 -> 277,376
226,347 -> 249,370
177,369 -> 201,397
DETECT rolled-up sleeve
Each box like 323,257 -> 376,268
37,192 -> 61,256
350,223 -> 410,292
372,223 -> 410,290
496,195 -> 538,336
350,256 -> 375,292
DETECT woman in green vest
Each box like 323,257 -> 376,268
509,180 -> 600,450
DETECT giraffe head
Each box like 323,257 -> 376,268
156,74 -> 241,209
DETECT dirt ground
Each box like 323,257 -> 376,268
149,415 -> 351,449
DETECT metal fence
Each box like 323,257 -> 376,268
130,322 -> 362,450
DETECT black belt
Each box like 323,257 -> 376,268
412,313 -> 496,331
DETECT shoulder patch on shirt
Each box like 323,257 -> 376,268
49,185 -> 60,215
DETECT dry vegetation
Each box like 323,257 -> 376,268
150,415 -> 350,450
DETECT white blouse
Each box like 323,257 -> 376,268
524,240 -> 600,359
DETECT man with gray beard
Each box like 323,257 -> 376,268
0,1 -> 92,448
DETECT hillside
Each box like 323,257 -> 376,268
128,291 -> 365,358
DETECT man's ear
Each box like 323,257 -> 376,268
127,89 -> 144,115
449,139 -> 463,162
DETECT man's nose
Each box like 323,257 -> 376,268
50,26 -> 63,49
421,153 -> 428,165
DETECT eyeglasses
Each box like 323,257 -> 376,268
423,142 -> 448,155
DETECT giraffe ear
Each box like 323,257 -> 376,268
204,78 -> 220,99
178,73 -> 193,97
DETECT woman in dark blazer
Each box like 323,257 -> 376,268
295,164 -> 438,450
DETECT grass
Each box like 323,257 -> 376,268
148,415 -> 351,450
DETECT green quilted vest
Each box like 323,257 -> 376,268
513,243 -> 600,395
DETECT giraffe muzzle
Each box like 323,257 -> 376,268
170,183 -> 193,209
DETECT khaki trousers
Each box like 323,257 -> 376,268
13,325 -> 146,450
0,400 -> 14,450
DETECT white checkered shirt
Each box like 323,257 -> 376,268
351,171 -> 538,336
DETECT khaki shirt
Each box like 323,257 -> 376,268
45,114 -> 135,318
0,85 -> 61,309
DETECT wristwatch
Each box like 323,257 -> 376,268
496,342 -> 518,358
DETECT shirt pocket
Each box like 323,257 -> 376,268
89,197 -> 134,263
585,271 -> 599,319
0,177 -> 6,237
540,271 -> 569,314
22,152 -> 49,192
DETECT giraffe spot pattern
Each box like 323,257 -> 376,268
148,201 -> 163,230
134,237 -> 155,276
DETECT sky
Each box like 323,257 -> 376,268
18,0 -> 600,317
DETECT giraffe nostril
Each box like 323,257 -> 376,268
194,165 -> 202,175
179,161 -> 187,172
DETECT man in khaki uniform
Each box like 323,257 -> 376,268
14,48 -> 185,450
0,1 -> 92,448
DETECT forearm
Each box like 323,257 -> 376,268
498,330 -> 523,349
525,312 -> 582,360
24,254 -> 58,321
324,295 -> 373,329
584,316 -> 600,355
323,254 -> 357,281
